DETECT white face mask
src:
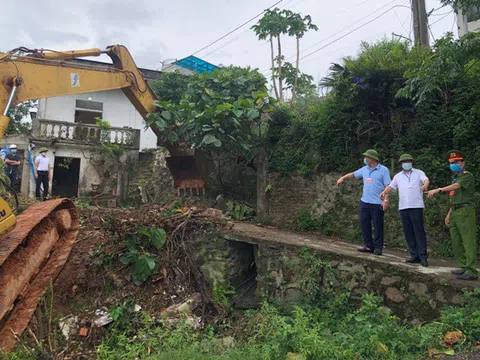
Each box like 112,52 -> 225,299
41,152 -> 47,157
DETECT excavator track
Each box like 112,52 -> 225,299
0,198 -> 78,352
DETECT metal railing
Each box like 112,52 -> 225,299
32,119 -> 141,149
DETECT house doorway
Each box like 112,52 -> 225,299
52,157 -> 81,198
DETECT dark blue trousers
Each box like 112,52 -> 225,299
359,201 -> 384,251
399,208 -> 427,261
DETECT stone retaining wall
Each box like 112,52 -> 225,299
198,231 -> 476,322
254,242 -> 468,322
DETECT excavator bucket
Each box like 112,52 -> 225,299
165,147 -> 207,196
0,198 -> 79,352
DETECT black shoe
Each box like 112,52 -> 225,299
456,273 -> 477,281
374,249 -> 383,256
405,258 -> 421,264
357,247 -> 374,253
420,259 -> 428,267
451,269 -> 465,275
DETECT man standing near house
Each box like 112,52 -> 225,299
34,147 -> 51,200
4,144 -> 21,187
427,150 -> 477,281
380,154 -> 430,267
336,149 -> 391,255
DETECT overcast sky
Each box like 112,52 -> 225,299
2,0 -> 458,87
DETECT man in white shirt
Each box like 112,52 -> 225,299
34,147 -> 51,200
380,154 -> 430,266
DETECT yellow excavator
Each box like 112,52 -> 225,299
0,45 -> 204,352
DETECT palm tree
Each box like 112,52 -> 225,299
287,13 -> 318,103
252,8 -> 289,102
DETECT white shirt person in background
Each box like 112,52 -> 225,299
34,147 -> 51,200
380,154 -> 430,267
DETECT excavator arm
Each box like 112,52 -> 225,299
0,45 -> 161,140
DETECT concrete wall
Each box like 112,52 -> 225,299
37,89 -> 157,150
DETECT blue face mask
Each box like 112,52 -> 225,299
402,162 -> 412,171
363,158 -> 368,166
10,149 -> 17,154
450,163 -> 461,172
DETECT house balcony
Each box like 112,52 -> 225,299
31,119 -> 141,150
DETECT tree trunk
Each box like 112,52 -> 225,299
292,36 -> 300,104
277,36 -> 283,103
269,36 -> 280,101
256,147 -> 268,222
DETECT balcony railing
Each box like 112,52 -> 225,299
32,119 -> 141,149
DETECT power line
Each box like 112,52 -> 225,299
300,0 -> 401,55
430,10 -> 453,26
192,0 -> 285,56
161,0 -> 285,73
300,3 -> 410,61
427,3 -> 448,17
202,0 -> 303,59
261,0 -> 405,75
451,13 -> 457,33
428,24 -> 436,42
393,7 -> 410,35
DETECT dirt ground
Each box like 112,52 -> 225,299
28,203 -> 225,359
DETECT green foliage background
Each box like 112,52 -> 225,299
266,35 -> 480,257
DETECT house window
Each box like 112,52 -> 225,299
467,6 -> 480,22
74,99 -> 103,125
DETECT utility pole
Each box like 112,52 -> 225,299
411,0 -> 430,47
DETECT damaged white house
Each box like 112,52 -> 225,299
1,58 -> 162,202
1,56 -> 218,203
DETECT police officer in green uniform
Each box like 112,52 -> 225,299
428,150 -> 478,281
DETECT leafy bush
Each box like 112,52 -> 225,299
296,208 -> 321,232
212,282 -> 236,308
89,288 -> 480,360
226,200 -> 254,221
119,227 -> 167,285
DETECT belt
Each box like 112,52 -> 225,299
452,203 -> 473,210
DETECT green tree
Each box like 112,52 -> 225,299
286,12 -> 318,103
147,66 -> 275,157
251,8 -> 289,102
252,9 -> 317,103
439,0 -> 480,10
150,72 -> 191,104
280,62 -> 316,97
147,66 -> 275,218
6,100 -> 36,135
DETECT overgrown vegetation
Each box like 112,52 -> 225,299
269,34 -> 480,187
226,200 -> 254,221
120,227 -> 167,285
8,248 -> 479,360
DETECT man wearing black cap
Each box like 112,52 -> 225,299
428,150 -> 477,281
